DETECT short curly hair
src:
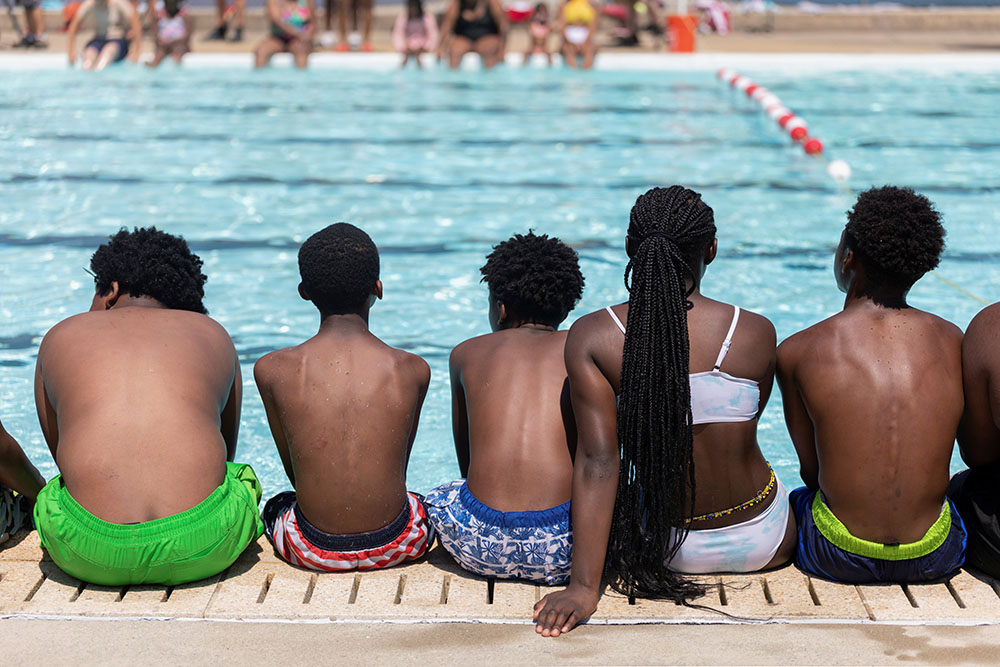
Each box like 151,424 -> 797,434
298,223 -> 380,316
90,227 -> 207,314
480,231 -> 585,327
844,186 -> 945,290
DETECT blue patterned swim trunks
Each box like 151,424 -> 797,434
424,479 -> 572,585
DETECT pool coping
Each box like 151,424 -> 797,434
4,531 -> 1000,626
3,51 -> 1000,71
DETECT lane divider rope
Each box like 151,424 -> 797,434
715,68 -> 989,307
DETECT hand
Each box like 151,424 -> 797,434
533,584 -> 599,637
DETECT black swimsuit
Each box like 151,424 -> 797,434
454,3 -> 499,41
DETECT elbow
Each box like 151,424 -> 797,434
579,447 -> 619,482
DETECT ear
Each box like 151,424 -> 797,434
373,279 -> 383,301
297,283 -> 309,302
704,238 -> 718,266
90,281 -> 122,311
625,236 -> 635,258
497,301 -> 508,324
841,245 -> 855,270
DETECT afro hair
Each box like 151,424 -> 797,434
844,186 -> 945,290
90,227 -> 207,314
298,223 -> 380,316
480,231 -> 585,327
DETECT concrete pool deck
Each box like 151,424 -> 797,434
4,529 -> 1000,625
5,530 -> 1000,664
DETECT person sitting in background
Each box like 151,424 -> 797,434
777,186 -> 966,584
426,232 -> 584,585
66,0 -> 141,70
254,0 -> 315,69
205,0 -> 243,42
948,302 -> 1000,578
438,0 -> 508,69
146,0 -> 193,67
0,419 -> 45,547
392,0 -> 439,68
33,228 -> 263,586
257,224 -> 434,572
558,0 -> 597,69
523,2 -> 552,66
534,187 -> 794,637
10,0 -> 47,48
335,0 -> 373,52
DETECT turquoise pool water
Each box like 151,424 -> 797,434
2,66 -> 999,499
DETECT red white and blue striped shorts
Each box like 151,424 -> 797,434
262,491 -> 434,571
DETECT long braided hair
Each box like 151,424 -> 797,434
606,186 -> 717,601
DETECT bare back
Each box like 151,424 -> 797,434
36,307 -> 240,523
452,327 -> 574,512
255,324 -> 430,535
591,296 -> 777,524
779,305 -> 963,543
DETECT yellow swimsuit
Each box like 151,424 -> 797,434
563,0 -> 594,25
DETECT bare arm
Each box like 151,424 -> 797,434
0,420 -> 45,499
534,317 -> 620,637
486,0 -> 508,48
404,356 -> 431,469
776,338 -> 819,489
124,0 -> 142,61
220,351 -> 242,463
303,0 -> 317,39
66,0 -> 94,64
436,0 -> 459,54
449,347 -> 471,477
958,307 -> 1000,468
33,349 -> 59,459
254,355 -> 295,486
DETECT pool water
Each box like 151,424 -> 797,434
2,66 -> 999,499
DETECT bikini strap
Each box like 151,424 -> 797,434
713,306 -> 741,371
605,306 -> 626,335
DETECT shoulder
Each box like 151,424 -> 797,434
566,307 -> 620,358
914,309 -> 963,345
733,307 -> 776,347
776,316 -> 835,367
965,303 -> 1000,343
254,345 -> 300,385
394,348 -> 431,385
450,332 -> 493,366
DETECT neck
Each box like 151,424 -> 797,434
843,283 -> 909,310
111,295 -> 166,310
318,311 -> 370,333
502,320 -> 556,332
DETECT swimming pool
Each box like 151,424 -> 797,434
2,61 -> 999,499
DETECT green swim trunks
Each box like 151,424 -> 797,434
34,462 -> 265,586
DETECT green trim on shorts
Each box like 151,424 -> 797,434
34,462 -> 264,586
811,491 -> 951,561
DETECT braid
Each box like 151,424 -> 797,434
606,185 -> 717,601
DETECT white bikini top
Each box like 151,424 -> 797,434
605,305 -> 760,425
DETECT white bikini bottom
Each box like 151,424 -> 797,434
668,477 -> 789,574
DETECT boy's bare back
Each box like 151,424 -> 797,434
779,304 -> 962,544
37,306 -> 239,524
452,327 -> 574,512
256,322 -> 430,535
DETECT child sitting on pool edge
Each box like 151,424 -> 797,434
256,223 -> 434,571
523,3 -> 552,66
392,0 -> 439,68
146,0 -> 193,68
425,231 -> 584,585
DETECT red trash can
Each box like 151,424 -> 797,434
666,15 -> 697,52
